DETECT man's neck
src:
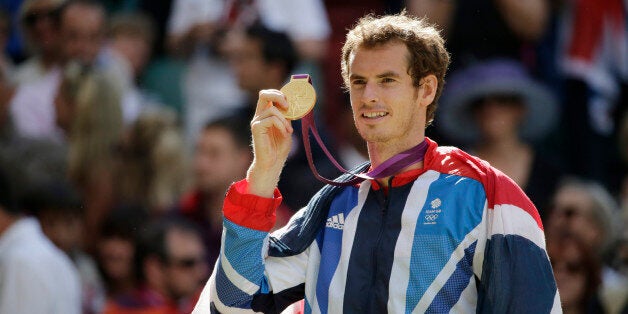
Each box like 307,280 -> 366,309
367,137 -> 426,187
367,137 -> 426,168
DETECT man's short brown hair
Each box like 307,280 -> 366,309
341,12 -> 450,126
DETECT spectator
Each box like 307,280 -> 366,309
406,0 -> 549,71
0,163 -> 81,314
14,0 -> 63,85
103,216 -> 209,314
176,116 -> 292,268
116,109 -> 188,214
58,0 -> 106,65
97,206 -> 148,299
106,12 -> 160,126
54,62 -> 123,250
556,0 -> 627,193
437,59 -> 562,219
224,22 -> 338,210
9,0 -> 110,142
27,179 -> 106,314
546,178 -> 628,313
9,0 -> 66,141
165,0 -> 330,145
547,232 -> 605,313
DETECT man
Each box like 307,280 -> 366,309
195,13 -> 560,313
103,217 -> 209,314
14,0 -> 64,85
58,0 -> 106,65
177,116 -> 253,269
106,12 -> 157,125
9,0 -> 108,141
177,116 -> 292,269
0,165 -> 81,313
225,22 -> 338,211
166,0 -> 330,145
27,179 -> 107,313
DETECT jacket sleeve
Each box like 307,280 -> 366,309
195,179 -> 309,314
475,171 -> 562,313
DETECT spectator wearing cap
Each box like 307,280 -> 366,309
438,58 -> 563,220
14,0 -> 64,85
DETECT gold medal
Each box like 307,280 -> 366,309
279,74 -> 316,120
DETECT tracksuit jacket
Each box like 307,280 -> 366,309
193,138 -> 562,313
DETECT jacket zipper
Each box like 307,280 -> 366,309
369,177 -> 394,307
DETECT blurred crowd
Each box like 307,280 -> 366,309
0,0 -> 626,313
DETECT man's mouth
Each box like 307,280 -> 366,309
362,111 -> 388,118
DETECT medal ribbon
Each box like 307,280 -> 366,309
293,75 -> 428,187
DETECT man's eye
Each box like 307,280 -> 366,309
381,78 -> 395,83
351,80 -> 366,85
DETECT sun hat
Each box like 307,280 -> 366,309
438,59 -> 558,144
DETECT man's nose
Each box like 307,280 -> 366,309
361,82 -> 379,104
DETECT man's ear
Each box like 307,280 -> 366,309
418,74 -> 438,108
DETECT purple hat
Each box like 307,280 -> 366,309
438,59 -> 558,143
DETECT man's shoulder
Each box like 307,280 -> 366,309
426,142 -> 529,203
426,144 -> 492,182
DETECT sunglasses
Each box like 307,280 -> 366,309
22,10 -> 56,26
167,256 -> 206,269
554,206 -> 585,219
554,260 -> 585,275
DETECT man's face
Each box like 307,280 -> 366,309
59,4 -> 105,64
226,32 -> 275,94
347,42 -> 425,149
22,0 -> 60,54
110,35 -> 151,77
549,240 -> 588,308
98,237 -> 135,283
194,127 -> 250,193
548,186 -> 602,250
473,95 -> 526,141
163,229 -> 208,300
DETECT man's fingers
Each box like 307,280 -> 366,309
253,105 -> 293,133
256,89 -> 289,114
252,114 -> 292,139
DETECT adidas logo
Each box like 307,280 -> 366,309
326,213 -> 345,230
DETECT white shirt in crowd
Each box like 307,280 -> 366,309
0,217 -> 81,314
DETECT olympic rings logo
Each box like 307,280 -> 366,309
424,214 -> 439,221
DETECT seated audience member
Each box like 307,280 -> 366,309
224,22 -> 338,211
547,178 -> 628,313
97,206 -> 148,299
103,216 -> 209,314
54,61 -> 123,249
10,0 -> 109,142
547,232 -> 605,313
177,116 -> 292,268
0,164 -> 81,314
106,12 -> 159,126
406,0 -> 549,72
14,0 -> 64,85
27,180 -> 106,314
438,59 -> 562,220
116,110 -> 188,214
